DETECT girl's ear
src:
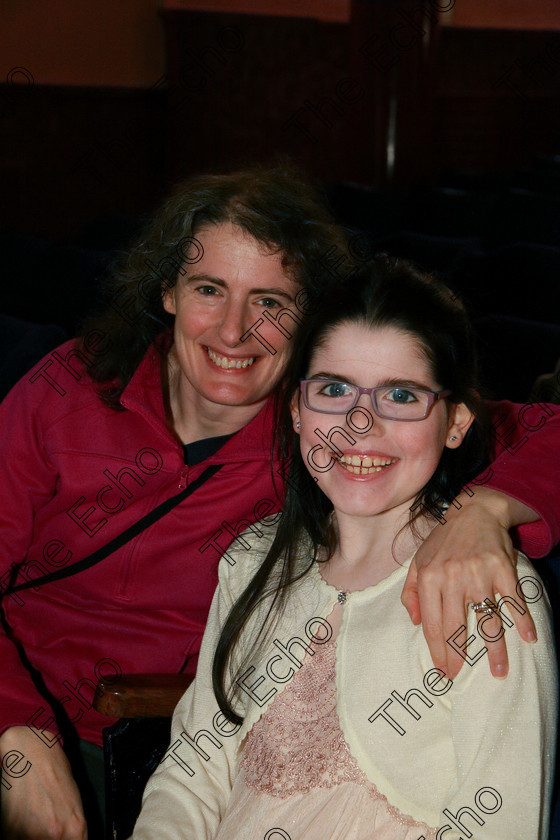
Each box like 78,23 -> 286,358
162,284 -> 177,315
445,402 -> 475,448
290,392 -> 301,434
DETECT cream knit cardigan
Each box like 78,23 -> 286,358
132,526 -> 558,840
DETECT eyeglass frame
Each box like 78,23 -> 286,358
299,378 -> 452,422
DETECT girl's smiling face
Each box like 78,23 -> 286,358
291,321 -> 474,523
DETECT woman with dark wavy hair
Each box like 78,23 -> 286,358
80,165 -> 342,410
0,164 -> 345,840
133,257 -> 557,840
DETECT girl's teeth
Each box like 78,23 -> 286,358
338,454 -> 395,474
207,348 -> 255,369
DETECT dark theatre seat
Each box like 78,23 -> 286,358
0,229 -> 112,333
0,314 -> 67,400
93,675 -> 193,840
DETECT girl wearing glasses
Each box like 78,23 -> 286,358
132,256 -> 556,839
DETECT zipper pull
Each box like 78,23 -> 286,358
178,467 -> 188,490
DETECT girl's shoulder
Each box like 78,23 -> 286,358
216,517 -> 313,599
451,550 -> 556,693
513,551 -> 551,620
216,518 -> 278,594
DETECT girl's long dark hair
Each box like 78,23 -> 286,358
77,162 -> 346,408
213,254 -> 491,724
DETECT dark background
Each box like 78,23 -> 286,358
2,1 -> 560,236
1,0 -> 560,399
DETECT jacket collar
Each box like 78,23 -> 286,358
119,336 -> 277,464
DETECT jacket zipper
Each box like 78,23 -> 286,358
116,462 -> 188,597
178,466 -> 188,490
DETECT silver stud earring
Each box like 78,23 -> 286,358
449,435 -> 458,441
296,421 -> 301,429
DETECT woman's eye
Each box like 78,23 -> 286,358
196,285 -> 219,296
387,388 -> 416,403
258,298 -> 281,309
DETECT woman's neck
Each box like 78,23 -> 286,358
163,351 -> 268,445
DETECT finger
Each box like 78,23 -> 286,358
500,574 -> 538,643
441,592 -> 469,680
417,575 -> 447,673
401,559 -> 421,625
474,604 -> 509,679
63,802 -> 88,840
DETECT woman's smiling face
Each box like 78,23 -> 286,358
292,321 -> 472,522
163,221 -> 301,410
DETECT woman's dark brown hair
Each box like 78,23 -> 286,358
78,162 -> 346,407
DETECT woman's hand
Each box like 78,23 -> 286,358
401,487 -> 538,679
1,726 -> 87,840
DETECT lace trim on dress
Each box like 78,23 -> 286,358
240,639 -> 436,835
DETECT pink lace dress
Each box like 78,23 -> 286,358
214,636 -> 437,840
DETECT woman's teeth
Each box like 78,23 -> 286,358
207,348 -> 256,369
338,454 -> 396,475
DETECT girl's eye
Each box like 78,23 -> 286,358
386,388 -> 417,403
321,382 -> 353,398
